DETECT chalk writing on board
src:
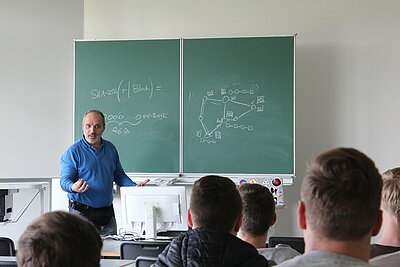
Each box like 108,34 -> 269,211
90,79 -> 163,103
195,83 -> 265,144
105,112 -> 169,135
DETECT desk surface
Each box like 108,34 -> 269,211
0,256 -> 134,267
102,238 -> 173,259
101,259 -> 135,267
102,239 -> 123,258
101,239 -> 126,258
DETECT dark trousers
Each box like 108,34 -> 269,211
68,200 -> 117,235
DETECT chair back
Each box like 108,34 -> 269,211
135,256 -> 158,267
120,241 -> 169,260
157,230 -> 186,238
0,238 -> 16,256
0,262 -> 17,267
268,236 -> 305,254
0,255 -> 17,267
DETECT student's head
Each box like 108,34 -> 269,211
300,147 -> 382,241
381,167 -> 400,217
239,183 -> 276,237
188,175 -> 242,233
82,110 -> 105,147
17,211 -> 102,267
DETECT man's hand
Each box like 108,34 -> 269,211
71,178 -> 89,192
136,179 -> 150,187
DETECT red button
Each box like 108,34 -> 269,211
272,178 -> 281,186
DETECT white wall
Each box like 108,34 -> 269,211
84,0 -> 400,237
0,0 -> 83,244
0,0 -> 83,178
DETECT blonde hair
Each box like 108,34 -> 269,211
382,168 -> 400,216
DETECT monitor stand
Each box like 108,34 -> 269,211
144,202 -> 157,239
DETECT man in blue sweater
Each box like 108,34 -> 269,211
60,110 -> 148,235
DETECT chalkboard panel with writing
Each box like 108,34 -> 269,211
74,40 -> 180,173
183,37 -> 294,174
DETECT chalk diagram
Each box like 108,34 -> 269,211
196,87 -> 265,144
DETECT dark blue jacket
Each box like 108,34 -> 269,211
154,227 -> 268,267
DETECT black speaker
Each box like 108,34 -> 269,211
0,190 -> 14,222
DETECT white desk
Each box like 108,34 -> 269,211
101,259 -> 135,266
102,238 -> 173,259
0,256 -> 135,267
102,239 -> 123,258
0,256 -> 16,263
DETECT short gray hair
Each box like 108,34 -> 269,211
82,110 -> 105,126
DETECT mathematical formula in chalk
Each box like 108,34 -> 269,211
104,111 -> 169,135
90,78 -> 163,103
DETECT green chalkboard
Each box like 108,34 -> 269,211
183,37 -> 294,174
74,40 -> 180,173
75,37 -> 295,175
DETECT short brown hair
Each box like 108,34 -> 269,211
189,175 -> 242,232
239,183 -> 275,236
17,211 -> 102,267
381,167 -> 400,216
301,147 -> 382,240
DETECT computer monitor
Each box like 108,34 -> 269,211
120,186 -> 188,239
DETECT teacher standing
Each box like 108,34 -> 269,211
60,110 -> 149,235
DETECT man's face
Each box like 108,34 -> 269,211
82,112 -> 105,147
